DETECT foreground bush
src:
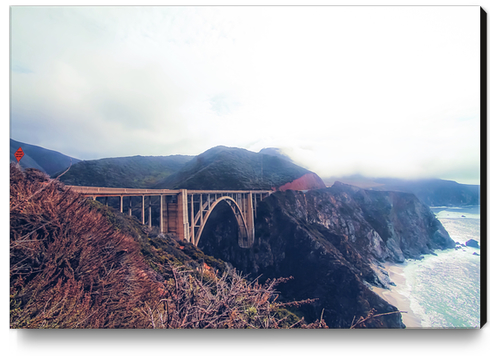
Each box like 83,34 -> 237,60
144,266 -> 321,329
10,164 -> 164,328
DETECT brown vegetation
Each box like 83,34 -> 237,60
10,164 -> 164,328
143,266 -> 325,329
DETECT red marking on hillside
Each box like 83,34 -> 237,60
278,172 -> 326,191
14,147 -> 24,162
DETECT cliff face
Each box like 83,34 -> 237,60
198,183 -> 454,328
305,182 -> 454,262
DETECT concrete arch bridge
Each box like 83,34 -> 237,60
68,187 -> 272,248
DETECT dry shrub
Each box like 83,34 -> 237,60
144,266 -> 325,329
10,164 -> 163,328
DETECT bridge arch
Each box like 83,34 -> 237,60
194,196 -> 252,248
69,186 -> 272,248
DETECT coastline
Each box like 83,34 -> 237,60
371,262 -> 423,328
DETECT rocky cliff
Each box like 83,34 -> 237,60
198,183 -> 454,328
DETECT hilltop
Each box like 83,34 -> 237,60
153,146 -> 326,191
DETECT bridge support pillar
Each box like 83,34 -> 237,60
160,195 -> 168,234
141,196 -> 145,224
246,192 -> 254,243
190,194 -> 195,245
177,189 -> 189,242
148,198 -> 152,228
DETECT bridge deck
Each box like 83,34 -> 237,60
67,186 -> 180,196
68,186 -> 273,197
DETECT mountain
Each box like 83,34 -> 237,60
57,155 -> 193,188
198,182 -> 454,327
323,175 -> 479,207
10,139 -> 81,176
153,146 -> 326,191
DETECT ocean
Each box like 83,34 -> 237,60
400,205 -> 481,328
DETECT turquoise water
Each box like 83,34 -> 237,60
402,206 -> 481,328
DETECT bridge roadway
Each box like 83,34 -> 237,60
68,186 -> 273,248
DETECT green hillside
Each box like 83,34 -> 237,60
154,146 -> 311,190
58,155 -> 193,188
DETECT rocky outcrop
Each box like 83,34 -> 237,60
465,239 -> 480,249
198,183 -> 454,328
277,172 -> 326,191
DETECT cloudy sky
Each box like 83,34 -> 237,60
10,6 -> 481,184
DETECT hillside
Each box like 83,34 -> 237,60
10,138 -> 81,175
153,146 -> 326,191
323,175 -> 479,207
57,155 -> 193,188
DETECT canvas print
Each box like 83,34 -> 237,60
9,6 -> 483,329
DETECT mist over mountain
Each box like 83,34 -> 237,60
10,139 -> 81,176
258,147 -> 293,162
153,146 -> 326,191
323,174 -> 480,207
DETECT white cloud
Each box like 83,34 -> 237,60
10,6 -> 481,184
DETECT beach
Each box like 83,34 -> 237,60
371,263 -> 423,328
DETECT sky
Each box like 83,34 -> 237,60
9,5 -> 482,184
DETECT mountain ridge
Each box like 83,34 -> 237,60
323,174 -> 479,207
10,138 -> 81,175
57,154 -> 194,188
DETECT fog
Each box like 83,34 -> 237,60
10,6 -> 481,184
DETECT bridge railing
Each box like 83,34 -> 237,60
67,186 -> 181,196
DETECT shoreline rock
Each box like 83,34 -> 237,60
465,239 -> 480,249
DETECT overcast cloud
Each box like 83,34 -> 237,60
10,6 -> 481,184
